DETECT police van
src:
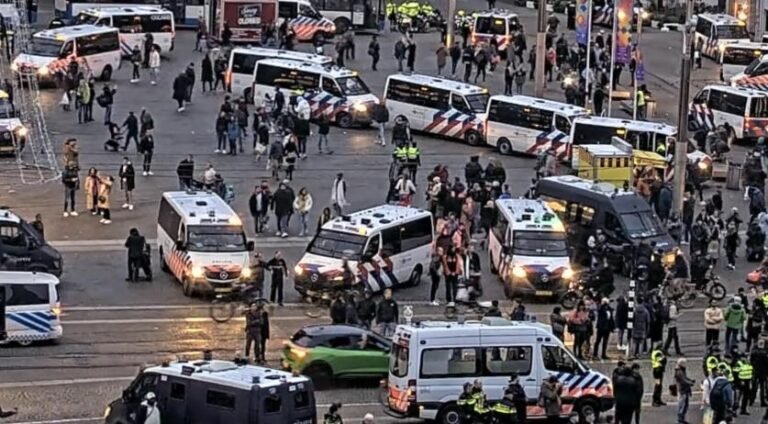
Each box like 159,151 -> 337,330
227,47 -> 332,100
0,271 -> 62,346
73,7 -> 175,57
386,318 -> 614,424
0,208 -> 62,276
471,9 -> 520,58
383,73 -> 489,146
105,359 -> 316,424
691,84 -> 768,142
278,0 -> 336,42
157,191 -> 255,297
536,176 -> 676,270
694,13 -> 750,60
295,205 -> 433,298
12,25 -> 121,82
485,95 -> 588,158
252,59 -> 379,127
0,89 -> 27,156
570,116 -> 713,181
487,199 -> 573,300
720,42 -> 768,82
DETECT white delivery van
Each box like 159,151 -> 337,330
487,199 -> 573,300
693,13 -> 750,59
74,7 -> 175,57
12,24 -> 121,82
0,271 -> 62,346
294,205 -> 433,299
385,318 -> 615,424
157,191 -> 254,297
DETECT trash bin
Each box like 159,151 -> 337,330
726,161 -> 742,190
567,3 -> 576,29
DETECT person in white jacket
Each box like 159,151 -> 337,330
293,187 -> 313,236
136,392 -> 161,424
148,47 -> 161,86
394,174 -> 416,205
330,173 -> 347,217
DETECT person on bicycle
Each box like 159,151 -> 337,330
669,251 -> 690,297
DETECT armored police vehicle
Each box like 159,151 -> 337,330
0,208 -> 62,276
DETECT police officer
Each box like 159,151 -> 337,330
471,379 -> 490,423
394,143 -> 408,174
505,373 -> 527,422
704,345 -> 722,377
244,302 -> 266,363
734,351 -> 753,415
651,343 -> 667,406
391,116 -> 411,146
406,141 -> 421,181
456,382 -> 476,423
490,394 -> 517,424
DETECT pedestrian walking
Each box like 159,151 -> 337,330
173,72 -> 188,112
503,61 -> 513,95
122,111 -> 139,152
244,302 -> 267,363
214,54 -> 226,90
394,37 -> 406,71
372,103 -> 388,146
227,114 -> 240,156
97,172 -> 113,224
176,155 -> 194,190
344,27 -> 355,60
184,63 -> 196,103
139,129 -> 154,176
330,173 -> 348,217
442,246 -> 462,305
293,187 -> 313,237
435,43 -> 447,76
130,45 -> 141,83
449,41 -> 461,76
98,84 -> 116,125
674,358 -> 695,424
266,251 -> 287,306
376,289 -> 398,337
725,296 -> 746,355
406,39 -> 416,72
514,62 -> 525,94
663,300 -> 683,356
201,53 -> 214,92
249,183 -> 271,234
124,228 -> 146,282
148,46 -> 160,85
593,298 -> 615,359
118,157 -> 135,211
62,164 -> 79,217
76,79 -> 91,124
368,35 -> 380,70
140,107 -> 154,137
632,298 -> 651,358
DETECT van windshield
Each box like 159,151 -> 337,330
307,230 -> 366,260
466,93 -> 490,113
475,16 -> 506,34
29,38 -> 63,57
620,212 -> 665,239
74,13 -> 99,25
389,343 -> 409,378
337,76 -> 370,96
512,231 -> 568,257
717,24 -> 749,39
187,225 -> 247,252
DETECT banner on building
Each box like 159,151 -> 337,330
635,47 -> 644,82
614,0 -> 632,64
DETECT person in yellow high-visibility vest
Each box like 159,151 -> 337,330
404,1 -> 421,17
406,141 -> 420,181
456,382 -> 476,424
636,84 -> 647,120
651,344 -> 667,406
471,379 -> 490,423
736,355 -> 753,415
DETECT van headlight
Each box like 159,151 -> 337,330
191,265 -> 205,278
241,267 -> 252,279
352,103 -> 368,112
698,161 -> 709,170
562,267 -> 574,280
512,266 -> 527,279
37,66 -> 49,76
294,265 -> 304,276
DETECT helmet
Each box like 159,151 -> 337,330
145,392 -> 156,401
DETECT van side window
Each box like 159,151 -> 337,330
709,90 -> 747,116
278,2 -> 296,18
693,89 -> 709,104
255,64 -> 319,91
112,14 -> 141,33
363,235 -> 380,259
696,19 -> 711,37
401,217 -> 433,251
231,52 -> 259,75
385,79 -> 449,109
492,213 -> 508,243
206,390 -> 236,409
170,382 -> 186,400
130,373 -> 159,400
381,227 -> 402,256
420,348 -> 477,377
322,77 -> 342,97
264,393 -> 282,413
542,345 -> 580,373
483,346 -> 533,376
750,97 -> 768,118
77,32 -> 119,56
0,222 -> 24,247
5,284 -> 49,306
554,115 -> 571,134
60,40 -> 74,58
158,198 -> 182,240
605,213 -> 623,234
294,390 -> 310,409
566,203 -> 594,226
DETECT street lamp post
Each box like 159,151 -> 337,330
632,12 -> 643,120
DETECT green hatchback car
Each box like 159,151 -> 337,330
282,324 -> 391,387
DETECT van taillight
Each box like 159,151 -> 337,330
407,379 -> 417,402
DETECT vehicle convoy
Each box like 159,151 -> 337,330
0,208 -> 62,276
0,271 -> 63,346
281,324 -> 391,387
104,359 -> 316,424
385,318 -> 614,423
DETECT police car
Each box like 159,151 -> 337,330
471,9 -> 520,57
487,199 -> 573,300
720,42 -> 768,83
0,90 -> 26,156
105,359 -> 316,424
0,208 -> 62,276
383,73 -> 489,145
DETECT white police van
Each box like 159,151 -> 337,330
12,24 -> 121,82
487,199 -> 573,300
157,191 -> 254,297
383,73 -> 489,146
252,59 -> 379,127
295,205 -> 433,298
485,95 -> 588,158
691,84 -> 768,142
73,7 -> 175,57
386,318 -> 615,424
0,271 -> 62,346
694,13 -> 750,59
105,359 -> 316,424
277,0 -> 336,42
471,9 -> 521,58
226,47 -> 332,100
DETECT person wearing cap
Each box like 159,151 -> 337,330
733,350 -> 753,415
504,372 -> 527,422
135,392 -> 161,424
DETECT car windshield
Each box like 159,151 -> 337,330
724,48 -> 766,66
337,76 -> 370,96
29,38 -> 63,57
512,231 -> 568,257
620,212 -> 665,239
745,57 -> 763,74
187,225 -> 247,252
475,16 -> 506,34
307,230 -> 366,260
74,13 -> 99,25
717,24 -> 749,39
466,93 -> 490,113
389,343 -> 409,378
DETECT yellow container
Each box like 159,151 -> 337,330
572,144 -> 633,188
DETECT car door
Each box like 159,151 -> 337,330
323,334 -> 364,376
161,379 -> 190,424
349,333 -> 390,376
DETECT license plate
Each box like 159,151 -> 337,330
535,290 -> 553,296
214,287 -> 230,293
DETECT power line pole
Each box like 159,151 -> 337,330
673,0 -> 694,215
534,0 -> 547,97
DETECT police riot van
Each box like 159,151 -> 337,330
278,0 -> 336,42
485,95 -> 588,159
694,13 -> 750,60
487,199 -> 573,300
295,205 -> 433,299
385,318 -> 615,424
0,271 -> 63,346
73,7 -> 175,57
12,25 -> 121,82
252,59 -> 379,127
157,191 -> 255,297
0,208 -> 62,276
383,73 -> 489,146
471,9 -> 520,58
690,84 -> 768,142
226,47 -> 332,100
105,359 -> 316,424
720,42 -> 768,82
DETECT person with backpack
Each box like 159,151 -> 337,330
709,366 -> 735,424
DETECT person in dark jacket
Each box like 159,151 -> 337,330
317,113 -> 331,154
201,53 -> 214,92
184,63 -> 196,102
613,366 -> 639,424
357,291 -> 376,329
249,182 -> 272,234
244,302 -> 267,363
330,294 -> 346,324
118,157 -> 135,211
266,251 -> 287,306
173,72 -> 188,112
317,207 -> 332,234
124,228 -> 146,282
593,298 -> 615,359
176,155 -> 194,190
98,84 -> 116,125
484,300 -> 502,317
372,103 -> 389,146
122,111 -> 139,152
465,156 -> 483,188
139,129 -> 155,176
376,289 -> 398,337
272,182 -> 295,237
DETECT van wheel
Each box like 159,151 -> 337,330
407,266 -> 422,287
465,130 -> 482,146
304,362 -> 333,389
497,138 -> 513,155
16,340 -> 33,347
244,87 -> 253,104
182,277 -> 194,297
159,248 -> 169,273
312,32 -> 326,45
576,399 -> 599,421
100,65 -> 113,81
334,17 -> 351,34
336,112 -> 353,128
438,403 -> 462,424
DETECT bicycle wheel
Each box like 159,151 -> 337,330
209,300 -> 236,323
707,282 -> 727,301
678,292 -> 696,309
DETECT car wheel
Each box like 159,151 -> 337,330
464,130 -> 482,146
100,65 -> 112,81
407,266 -> 422,287
497,138 -> 513,155
312,32 -> 326,45
576,399 -> 599,422
438,403 -> 462,424
159,248 -> 170,272
304,362 -> 333,389
334,17 -> 351,34
16,340 -> 33,347
336,112 -> 353,128
182,277 -> 194,297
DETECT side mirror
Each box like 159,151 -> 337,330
246,241 -> 255,251
175,241 -> 186,251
